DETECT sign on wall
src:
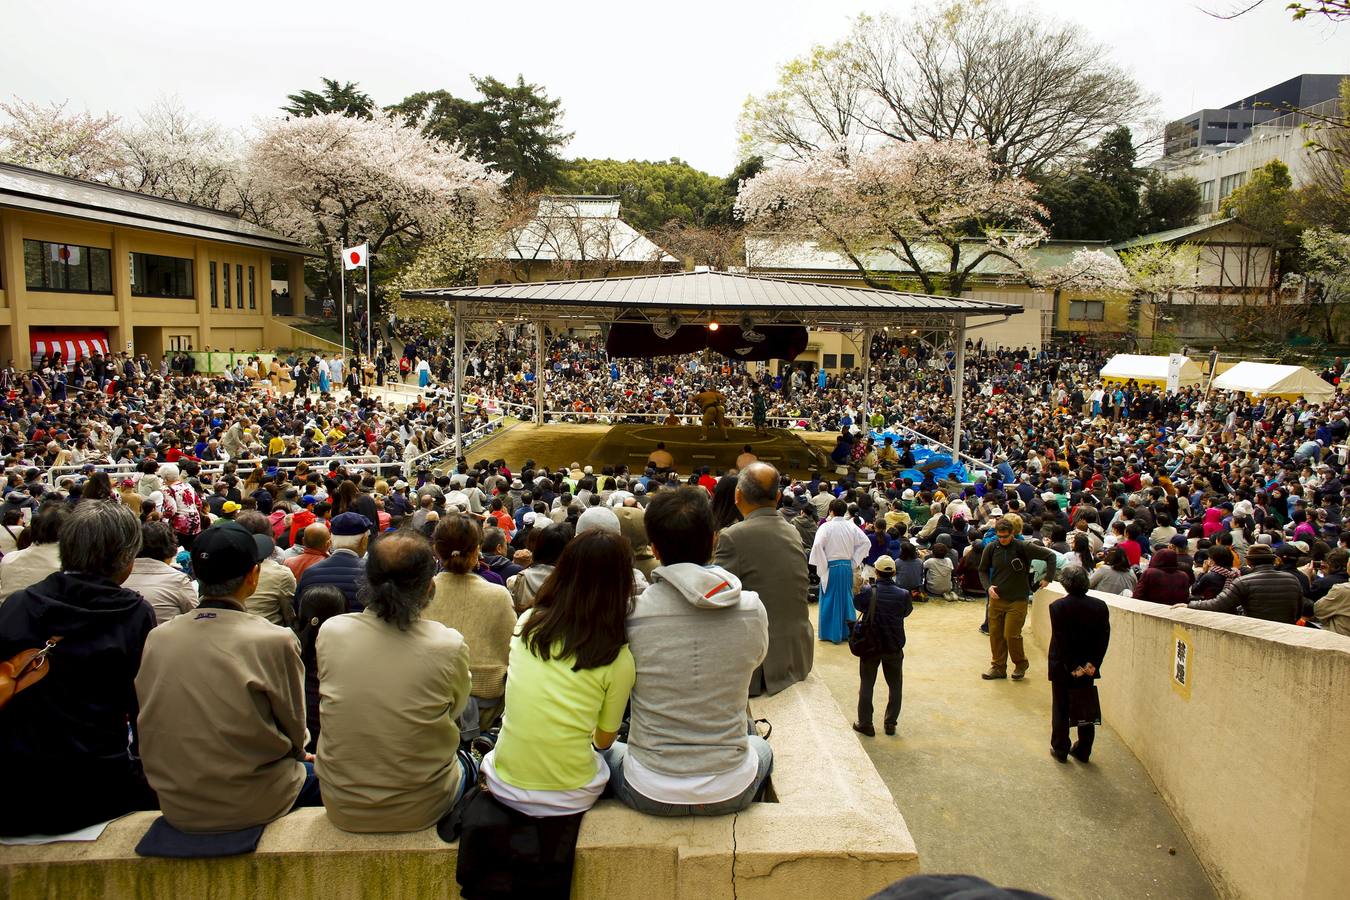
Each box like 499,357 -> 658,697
1171,624 -> 1193,700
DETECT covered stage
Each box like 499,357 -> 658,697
403,269 -> 1019,466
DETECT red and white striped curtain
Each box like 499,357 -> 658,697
31,332 -> 111,365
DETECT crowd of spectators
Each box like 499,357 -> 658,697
2,334 -> 1349,883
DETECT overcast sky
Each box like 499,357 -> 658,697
3,0 -> 1346,176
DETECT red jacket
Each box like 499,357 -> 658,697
1132,549 -> 1193,605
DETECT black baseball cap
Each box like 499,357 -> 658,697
192,522 -> 274,583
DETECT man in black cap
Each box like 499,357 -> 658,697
296,511 -> 371,613
136,522 -> 319,833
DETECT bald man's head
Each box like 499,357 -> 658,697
303,523 -> 332,551
736,462 -> 780,511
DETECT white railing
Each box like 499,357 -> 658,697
873,422 -> 995,473
42,452 -> 407,487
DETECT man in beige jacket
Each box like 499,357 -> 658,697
136,522 -> 318,832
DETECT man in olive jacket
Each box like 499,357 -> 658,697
713,463 -> 814,696
978,516 -> 1058,680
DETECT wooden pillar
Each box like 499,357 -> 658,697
0,212 -> 30,367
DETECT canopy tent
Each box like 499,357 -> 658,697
1211,361 -> 1336,402
1099,354 -> 1202,388
404,269 -> 1020,462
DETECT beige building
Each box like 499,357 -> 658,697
744,236 -> 1139,365
1112,218 -> 1284,344
0,163 -> 313,366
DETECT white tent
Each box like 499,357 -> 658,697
1211,362 -> 1336,401
1099,354 -> 1203,388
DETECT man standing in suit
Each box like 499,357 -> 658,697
1047,567 -> 1111,763
713,462 -> 814,696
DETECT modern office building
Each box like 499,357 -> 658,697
1162,74 -> 1346,157
0,163 -> 314,366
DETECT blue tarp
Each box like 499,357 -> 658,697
870,431 -> 969,483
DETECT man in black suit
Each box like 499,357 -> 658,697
1047,567 -> 1110,763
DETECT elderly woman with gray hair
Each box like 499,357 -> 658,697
0,500 -> 159,836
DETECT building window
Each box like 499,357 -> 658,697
209,261 -> 218,307
130,253 -> 193,298
22,240 -> 112,293
223,263 -> 231,308
1219,172 -> 1246,200
841,353 -> 856,369
236,264 -> 243,310
1198,181 -> 1214,204
822,353 -> 838,369
248,266 -> 256,309
1069,300 -> 1105,321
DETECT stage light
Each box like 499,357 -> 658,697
910,329 -> 918,335
496,319 -> 504,325
708,321 -> 720,331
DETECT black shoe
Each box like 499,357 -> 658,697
1050,749 -> 1069,763
884,723 -> 896,736
979,626 -> 990,635
1069,744 -> 1091,763
852,722 -> 875,737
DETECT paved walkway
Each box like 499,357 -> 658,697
812,600 -> 1215,900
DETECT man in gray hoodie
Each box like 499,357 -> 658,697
604,486 -> 772,816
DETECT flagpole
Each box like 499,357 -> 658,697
365,247 -> 372,358
339,251 -> 347,360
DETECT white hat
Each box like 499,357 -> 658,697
902,489 -> 915,500
523,511 -> 537,526
576,506 -> 620,536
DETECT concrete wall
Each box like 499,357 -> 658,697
1028,586 -> 1350,900
0,672 -> 917,899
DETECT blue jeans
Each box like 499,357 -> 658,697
602,737 -> 773,817
292,761 -> 323,809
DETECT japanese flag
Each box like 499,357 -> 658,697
342,243 -> 368,270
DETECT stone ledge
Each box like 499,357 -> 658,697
1,672 -> 917,899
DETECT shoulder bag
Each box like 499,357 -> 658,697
0,636 -> 62,711
848,587 -> 882,658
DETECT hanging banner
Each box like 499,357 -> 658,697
1166,354 -> 1188,395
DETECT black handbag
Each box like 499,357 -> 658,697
848,587 -> 881,658
1067,683 -> 1102,727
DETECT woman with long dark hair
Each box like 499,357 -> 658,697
710,475 -> 742,532
479,529 -> 636,817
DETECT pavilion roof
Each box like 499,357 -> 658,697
404,269 -> 1017,328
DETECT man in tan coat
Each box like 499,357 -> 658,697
136,522 -> 318,832
713,462 -> 814,696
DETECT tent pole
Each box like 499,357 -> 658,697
860,327 -> 873,430
952,314 -> 967,459
453,301 -> 464,460
535,320 -> 546,425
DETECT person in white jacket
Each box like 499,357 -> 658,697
0,501 -> 70,602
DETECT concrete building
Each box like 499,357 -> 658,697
1156,75 -> 1347,217
479,195 -> 679,284
0,163 -> 313,366
744,236 -> 1140,363
1162,73 -> 1347,157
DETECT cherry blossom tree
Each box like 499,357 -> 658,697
248,112 -> 505,302
0,97 -> 124,180
736,140 -> 1049,296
